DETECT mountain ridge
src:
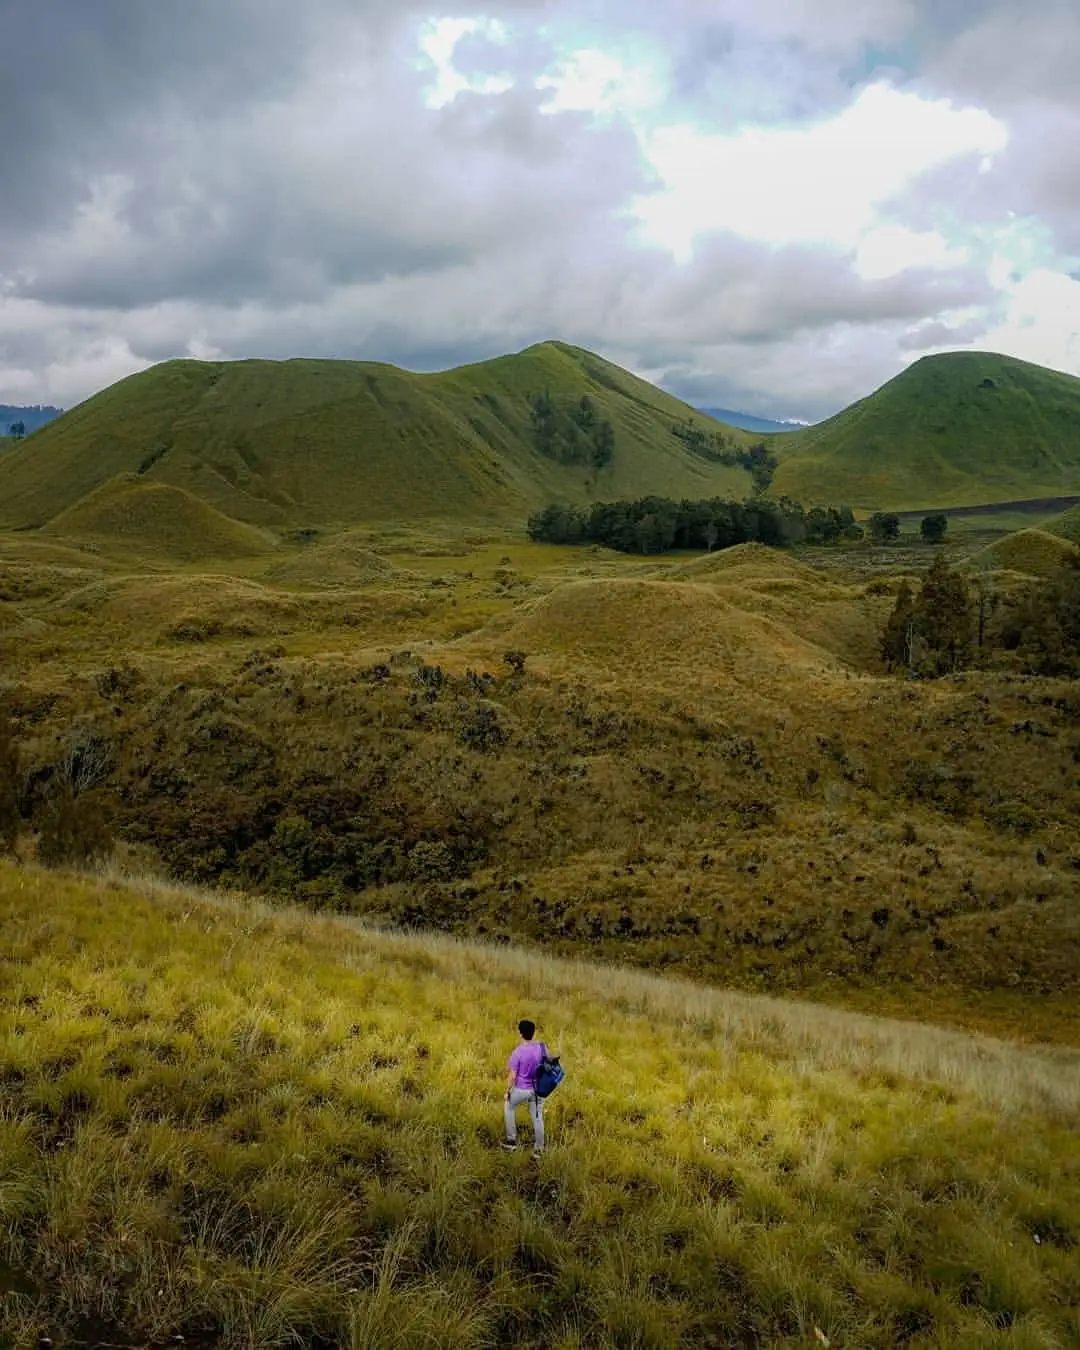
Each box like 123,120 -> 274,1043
0,342 -> 753,531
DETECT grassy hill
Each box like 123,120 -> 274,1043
1046,501 -> 1080,545
774,351 -> 1080,510
2,861 -> 1077,1348
967,527 -> 1080,579
0,343 -> 752,532
41,475 -> 274,562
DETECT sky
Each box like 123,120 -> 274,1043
1,0 -> 1079,422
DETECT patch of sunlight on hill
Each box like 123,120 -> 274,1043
1,860 -> 1077,1349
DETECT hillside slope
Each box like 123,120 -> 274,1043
0,343 -> 751,531
773,351 -> 1080,510
2,862 -> 1077,1349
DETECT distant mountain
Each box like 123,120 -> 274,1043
697,407 -> 809,436
0,404 -> 63,437
772,351 -> 1080,511
0,343 -> 755,530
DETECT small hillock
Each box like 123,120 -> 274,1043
42,475 -> 273,561
968,528 -> 1080,578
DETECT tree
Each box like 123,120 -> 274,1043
6,420 -> 26,440
881,581 -> 916,672
869,512 -> 900,544
915,553 -> 972,674
920,513 -> 948,544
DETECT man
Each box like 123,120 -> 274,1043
501,1018 -> 545,1156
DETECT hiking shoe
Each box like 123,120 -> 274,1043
531,1149 -> 544,1161
499,1140 -> 517,1151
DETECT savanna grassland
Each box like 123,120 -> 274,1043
2,520 -> 1078,1045
1,863 -> 1078,1349
3,343 -> 1080,1347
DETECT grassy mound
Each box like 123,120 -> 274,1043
968,528 -> 1080,578
42,475 -> 273,562
265,538 -> 416,589
1045,502 -> 1080,545
493,577 -> 842,687
0,343 -> 752,531
2,862 -> 1078,1349
774,350 -> 1080,510
493,550 -> 886,681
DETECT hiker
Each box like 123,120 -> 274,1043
502,1018 -> 545,1155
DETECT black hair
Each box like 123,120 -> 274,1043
518,1019 -> 535,1040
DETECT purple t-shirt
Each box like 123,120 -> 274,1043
508,1041 -> 544,1090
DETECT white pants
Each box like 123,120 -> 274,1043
504,1088 -> 544,1150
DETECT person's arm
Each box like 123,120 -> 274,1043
505,1051 -> 517,1099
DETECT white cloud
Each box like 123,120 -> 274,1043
634,83 -> 1008,259
978,268 -> 1080,372
419,17 -> 514,109
855,226 -> 968,280
537,47 -> 666,118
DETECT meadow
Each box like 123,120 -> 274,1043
1,861 -> 1078,1349
2,514 -> 1078,1046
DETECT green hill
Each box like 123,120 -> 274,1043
2,861 -> 1077,1348
41,475 -> 274,562
0,343 -> 752,532
774,351 -> 1080,510
967,527 -> 1080,579
1046,501 -> 1080,545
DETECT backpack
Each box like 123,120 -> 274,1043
535,1043 -> 565,1099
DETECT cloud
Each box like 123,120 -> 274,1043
0,0 -> 1078,424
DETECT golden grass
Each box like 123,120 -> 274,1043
967,528 -> 1080,579
42,475 -> 275,563
2,860 -> 1078,1348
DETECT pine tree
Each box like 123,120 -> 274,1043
881,581 -> 916,671
915,554 -> 972,674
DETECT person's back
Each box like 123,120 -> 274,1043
502,1019 -> 546,1156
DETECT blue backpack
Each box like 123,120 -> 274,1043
535,1044 -> 565,1099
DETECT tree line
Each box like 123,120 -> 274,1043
528,495 -> 858,554
670,420 -> 779,492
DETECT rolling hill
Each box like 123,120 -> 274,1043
773,351 -> 1080,510
41,475 -> 274,562
0,343 -> 752,532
